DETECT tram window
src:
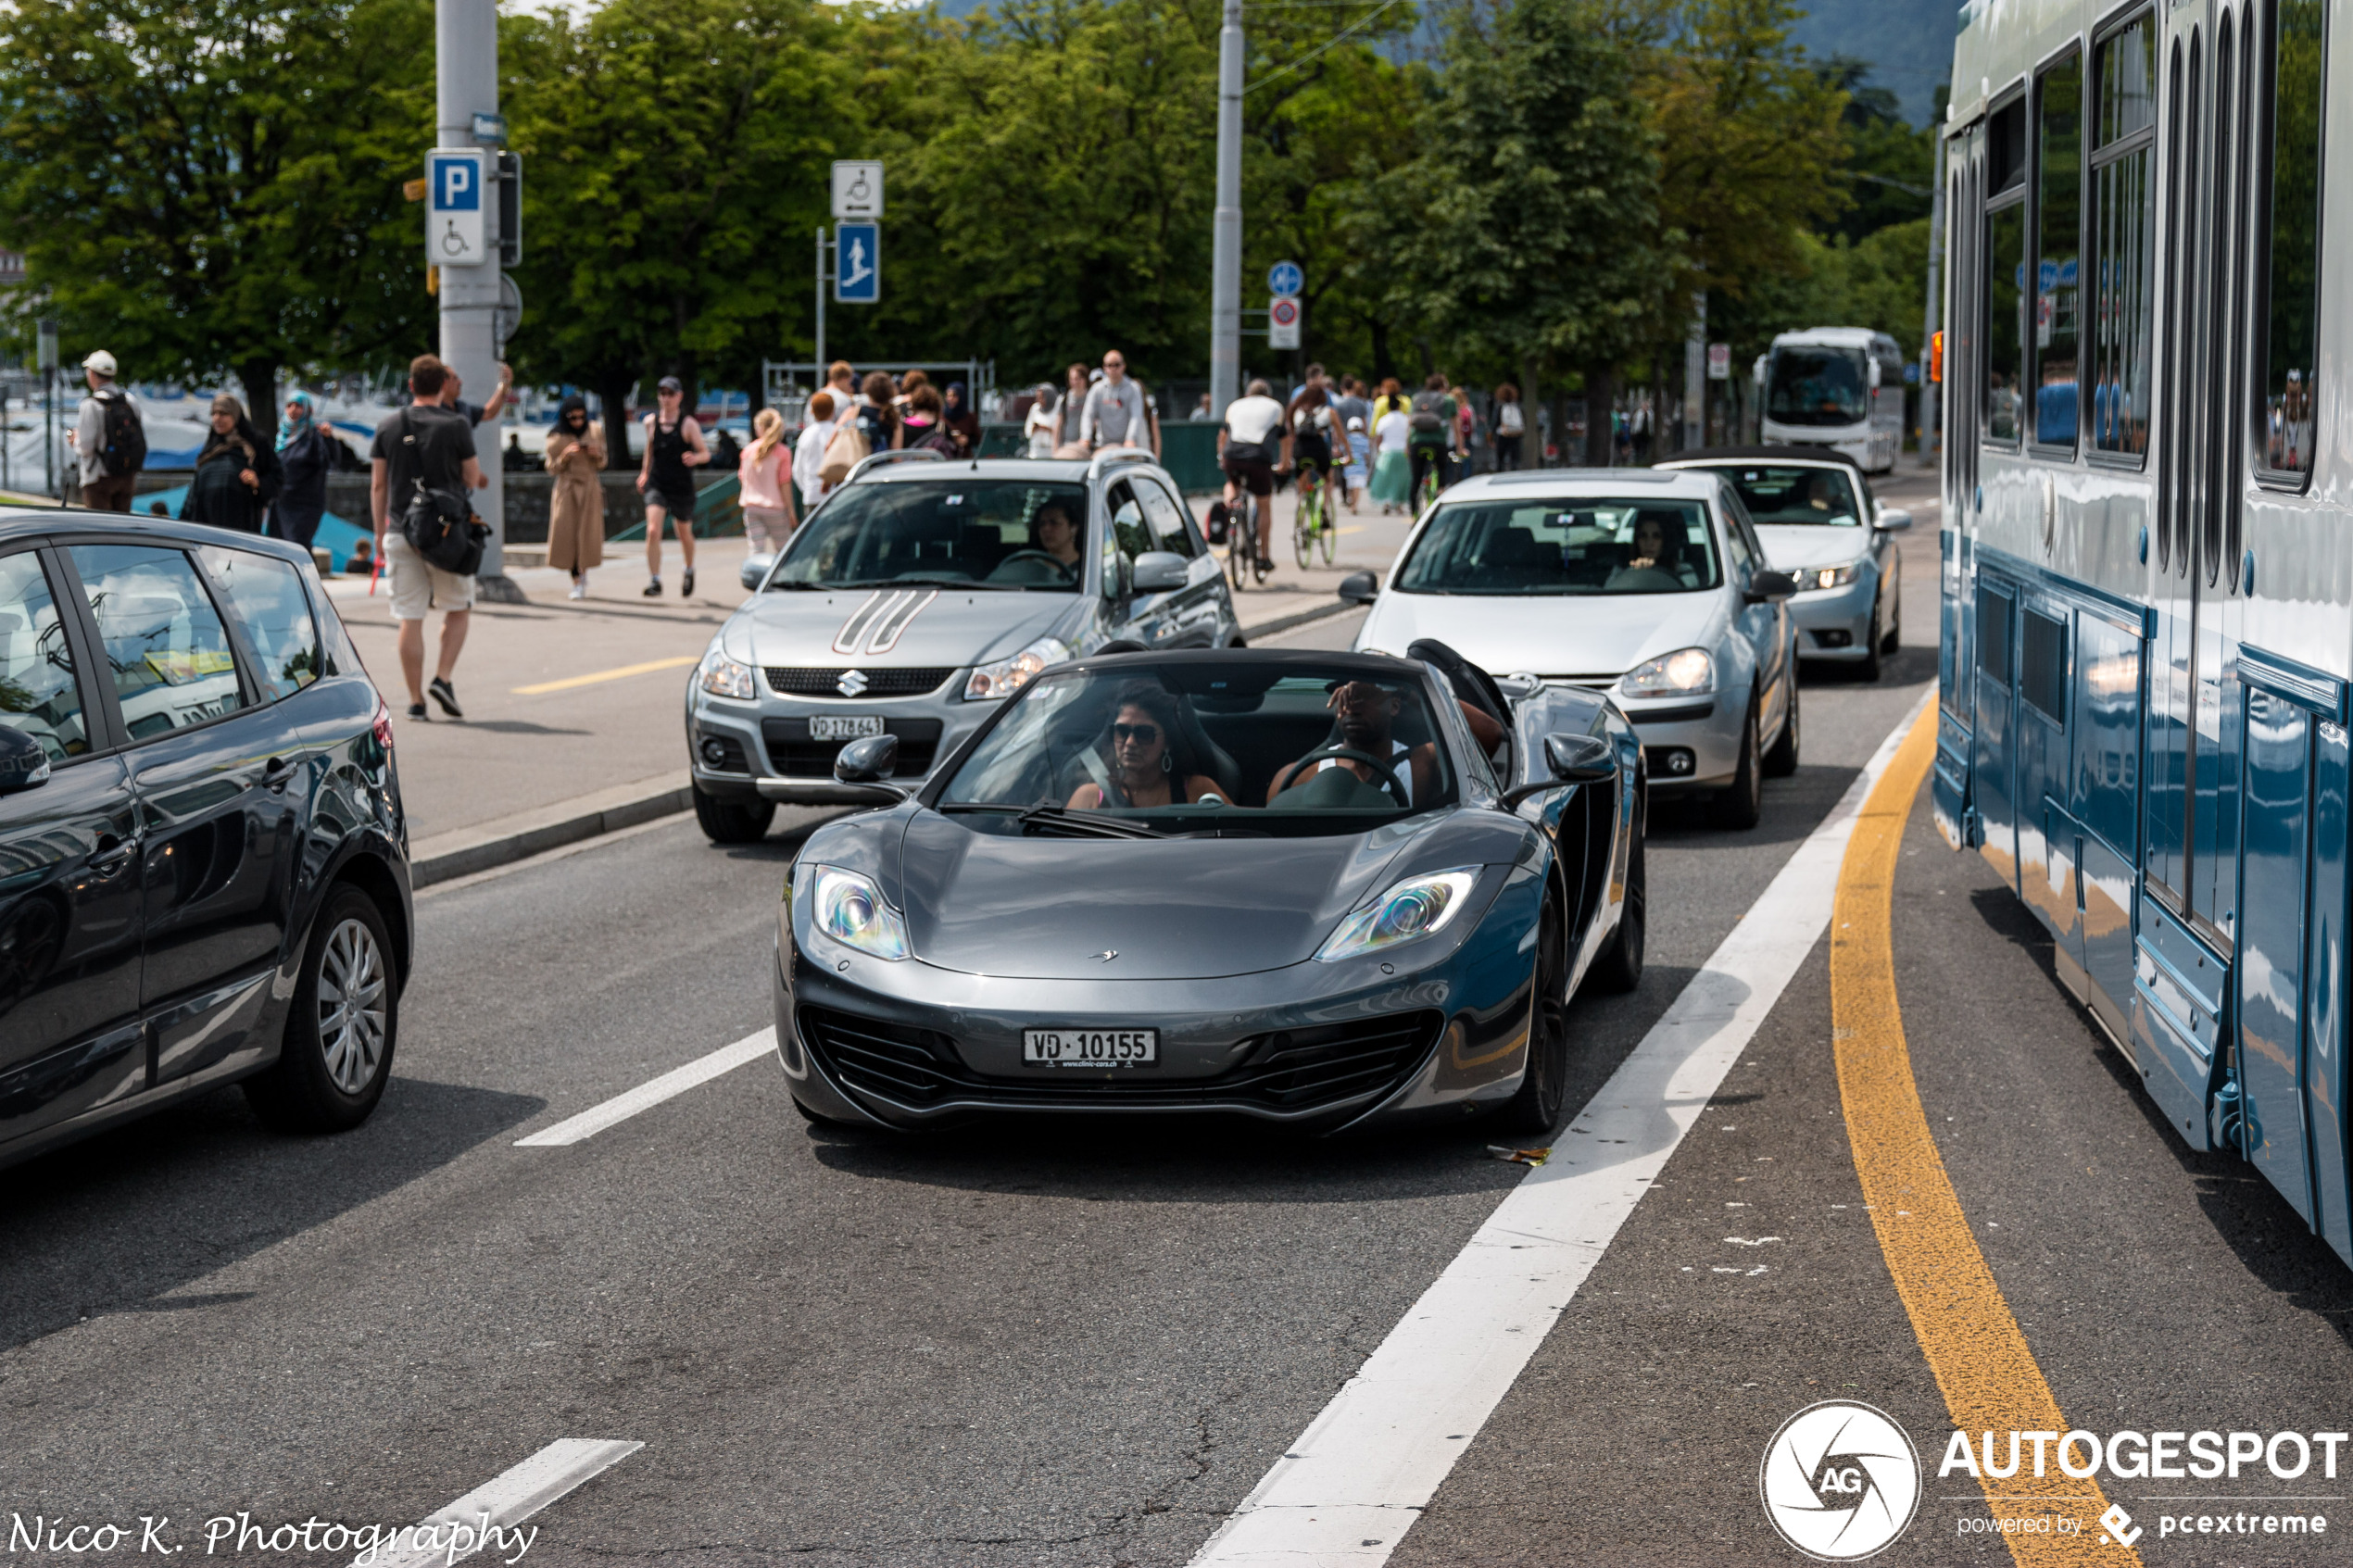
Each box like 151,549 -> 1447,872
2033,52 -> 2085,449
2091,14 -> 2157,458
1990,97 -> 2029,194
1984,202 -> 2027,444
2259,0 -> 2324,476
2020,606 -> 2068,723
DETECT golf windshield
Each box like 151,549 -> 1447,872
1766,347 -> 1870,427
1392,498 -> 1722,596
937,659 -> 1460,830
768,480 -> 1089,591
1700,465 -> 1863,527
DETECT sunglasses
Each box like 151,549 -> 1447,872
1113,722 -> 1160,746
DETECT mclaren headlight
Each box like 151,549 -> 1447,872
806,865 -> 910,960
1619,647 -> 1717,700
964,636 -> 1072,701
1803,562 -> 1860,592
1315,867 -> 1481,962
699,646 -> 758,700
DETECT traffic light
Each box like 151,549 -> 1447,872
1929,330 -> 1944,383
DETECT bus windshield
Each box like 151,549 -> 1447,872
1767,348 -> 1870,428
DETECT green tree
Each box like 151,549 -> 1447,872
0,0 -> 434,432
1358,0 -> 1664,458
503,0 -> 850,458
1818,56 -> 1935,245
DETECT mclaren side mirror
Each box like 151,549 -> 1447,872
1131,551 -> 1189,593
0,727 -> 50,795
833,734 -> 899,785
1746,569 -> 1798,604
740,554 -> 775,591
1875,507 -> 1914,532
1544,732 -> 1617,784
1338,571 -> 1379,606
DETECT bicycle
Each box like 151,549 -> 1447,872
1293,467 -> 1334,569
1226,493 -> 1265,592
1411,449 -> 1446,514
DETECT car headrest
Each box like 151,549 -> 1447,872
1485,526 -> 1543,567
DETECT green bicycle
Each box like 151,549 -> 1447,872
1411,450 -> 1445,515
1292,469 -> 1337,569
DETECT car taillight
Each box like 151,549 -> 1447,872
371,698 -> 395,753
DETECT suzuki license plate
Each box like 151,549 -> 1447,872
1022,1028 -> 1159,1068
810,715 -> 885,741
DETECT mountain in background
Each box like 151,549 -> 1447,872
925,0 -> 1955,127
1786,0 -> 1954,125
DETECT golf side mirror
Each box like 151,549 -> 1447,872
1875,508 -> 1914,532
0,727 -> 49,795
1338,571 -> 1378,606
833,734 -> 899,784
1746,570 -> 1798,604
740,554 -> 775,591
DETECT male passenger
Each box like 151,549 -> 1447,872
1266,679 -> 1504,806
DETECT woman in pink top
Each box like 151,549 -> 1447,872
738,408 -> 799,552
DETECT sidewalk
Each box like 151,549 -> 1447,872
335,495 -> 1410,883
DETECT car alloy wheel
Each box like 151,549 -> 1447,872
1501,890 -> 1570,1132
1711,698 -> 1763,831
316,917 -> 389,1096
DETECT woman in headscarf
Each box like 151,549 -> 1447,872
942,383 -> 982,457
183,393 -> 279,534
544,395 -> 606,599
736,408 -> 798,555
268,389 -> 335,549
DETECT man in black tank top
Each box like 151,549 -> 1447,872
635,374 -> 710,596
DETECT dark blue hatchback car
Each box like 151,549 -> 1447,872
0,511 -> 410,1169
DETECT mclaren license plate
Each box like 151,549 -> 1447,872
810,715 -> 885,741
1022,1028 -> 1159,1068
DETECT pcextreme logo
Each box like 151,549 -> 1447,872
1759,1400 -> 1923,1562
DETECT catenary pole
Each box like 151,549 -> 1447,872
1919,134 -> 1946,468
1209,0 -> 1243,420
437,0 -> 520,600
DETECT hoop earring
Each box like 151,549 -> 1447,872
1162,752 -> 1173,774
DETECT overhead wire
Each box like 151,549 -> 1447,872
1243,0 -> 1403,93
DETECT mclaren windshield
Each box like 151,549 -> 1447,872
1766,347 -> 1869,427
937,659 -> 1464,835
769,479 -> 1088,591
1393,497 -> 1723,596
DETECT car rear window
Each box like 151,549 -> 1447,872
198,545 -> 321,700
1393,498 -> 1722,596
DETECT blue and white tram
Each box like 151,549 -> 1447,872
1937,0 -> 2348,1258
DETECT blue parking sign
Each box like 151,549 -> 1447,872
836,223 -> 880,304
426,150 -> 486,267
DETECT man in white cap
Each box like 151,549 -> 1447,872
67,350 -> 145,512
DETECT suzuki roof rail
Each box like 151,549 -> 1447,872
845,448 -> 947,484
1088,447 -> 1157,480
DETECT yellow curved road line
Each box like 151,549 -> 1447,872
1832,707 -> 2143,1565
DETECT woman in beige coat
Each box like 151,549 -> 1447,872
546,395 -> 606,599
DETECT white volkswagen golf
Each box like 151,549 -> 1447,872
1340,468 -> 1800,828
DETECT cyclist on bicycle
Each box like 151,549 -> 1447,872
1285,371 -> 1340,538
1406,372 -> 1462,509
1218,378 -> 1285,578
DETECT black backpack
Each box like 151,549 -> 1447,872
1409,390 -> 1450,436
95,387 -> 145,474
392,410 -> 488,573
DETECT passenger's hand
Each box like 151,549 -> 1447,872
240,469 -> 258,488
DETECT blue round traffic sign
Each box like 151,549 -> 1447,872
1267,260 -> 1303,298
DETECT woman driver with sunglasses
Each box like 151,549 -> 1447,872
1066,684 -> 1227,809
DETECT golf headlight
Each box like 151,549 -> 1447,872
1315,867 -> 1480,961
964,636 -> 1071,701
699,646 -> 758,700
1620,647 -> 1716,699
1805,563 -> 1860,592
807,866 -> 909,960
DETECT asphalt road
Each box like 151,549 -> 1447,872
8,471 -> 2347,1566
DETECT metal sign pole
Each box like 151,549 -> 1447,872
1208,0 -> 1243,421
814,226 -> 826,393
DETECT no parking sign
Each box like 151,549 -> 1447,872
1269,295 -> 1302,350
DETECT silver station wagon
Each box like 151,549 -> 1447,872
686,450 -> 1240,840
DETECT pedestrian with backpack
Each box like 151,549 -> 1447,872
68,350 -> 145,511
370,354 -> 487,721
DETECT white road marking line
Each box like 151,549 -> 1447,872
360,1438 -> 642,1567
1188,688 -> 1935,1568
514,1029 -> 776,1147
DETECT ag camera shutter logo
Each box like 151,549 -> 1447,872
1759,1400 -> 1921,1561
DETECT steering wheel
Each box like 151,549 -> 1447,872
992,549 -> 1077,581
1282,745 -> 1412,808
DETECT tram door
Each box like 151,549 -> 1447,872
2147,3 -> 2246,944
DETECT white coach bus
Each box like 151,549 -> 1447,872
1758,327 -> 1909,471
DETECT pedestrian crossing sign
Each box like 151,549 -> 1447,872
836,222 -> 880,304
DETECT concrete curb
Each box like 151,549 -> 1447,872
1239,596 -> 1361,643
410,772 -> 694,889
